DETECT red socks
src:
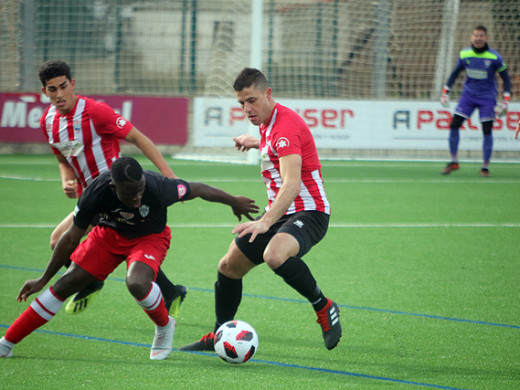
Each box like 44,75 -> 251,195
5,283 -> 169,346
136,282 -> 169,327
5,287 -> 64,344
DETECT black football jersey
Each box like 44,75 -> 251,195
73,170 -> 191,238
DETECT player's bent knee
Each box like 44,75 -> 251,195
49,234 -> 60,251
53,273 -> 87,299
125,276 -> 152,300
263,242 -> 298,270
263,252 -> 286,270
218,256 -> 251,279
216,241 -> 253,278
125,262 -> 155,299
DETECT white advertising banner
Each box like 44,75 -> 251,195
192,98 -> 520,151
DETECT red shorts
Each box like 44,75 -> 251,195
71,225 -> 171,280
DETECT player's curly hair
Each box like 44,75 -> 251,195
110,157 -> 143,184
233,67 -> 269,92
38,60 -> 72,87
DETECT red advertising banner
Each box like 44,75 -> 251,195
0,93 -> 189,145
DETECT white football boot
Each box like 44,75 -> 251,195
150,316 -> 176,360
0,337 -> 14,358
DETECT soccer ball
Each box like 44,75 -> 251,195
214,320 -> 258,364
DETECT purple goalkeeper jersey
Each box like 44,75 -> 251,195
446,47 -> 507,99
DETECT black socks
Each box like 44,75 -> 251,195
214,271 -> 243,332
274,257 -> 327,311
155,268 -> 175,301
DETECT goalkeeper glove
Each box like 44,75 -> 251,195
440,86 -> 450,108
495,92 -> 510,117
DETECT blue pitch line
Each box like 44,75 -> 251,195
0,324 -> 468,390
2,263 -> 519,330
191,287 -> 520,330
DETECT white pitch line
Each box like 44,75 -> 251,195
330,223 -> 520,228
0,176 -> 58,182
1,223 -> 519,229
2,159 -> 519,166
2,175 -> 520,184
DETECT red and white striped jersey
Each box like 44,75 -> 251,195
40,95 -> 133,196
259,103 -> 330,215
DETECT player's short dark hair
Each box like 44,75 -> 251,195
38,60 -> 72,87
473,25 -> 487,34
110,157 -> 143,184
233,68 -> 269,92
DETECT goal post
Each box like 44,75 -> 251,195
247,0 -> 263,166
434,0 -> 461,99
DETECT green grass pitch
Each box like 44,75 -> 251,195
0,154 -> 519,389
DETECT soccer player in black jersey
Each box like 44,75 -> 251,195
0,157 -> 259,360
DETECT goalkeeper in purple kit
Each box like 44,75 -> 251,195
440,25 -> 511,177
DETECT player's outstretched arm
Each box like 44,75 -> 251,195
515,119 -> 520,140
185,182 -> 259,221
17,224 -> 85,302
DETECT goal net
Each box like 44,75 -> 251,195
2,0 -> 518,99
1,0 -> 519,161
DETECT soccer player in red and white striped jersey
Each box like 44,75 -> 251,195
181,68 -> 341,352
37,60 -> 185,316
41,95 -> 133,197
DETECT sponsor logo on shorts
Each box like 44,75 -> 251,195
144,254 -> 156,261
293,220 -> 304,228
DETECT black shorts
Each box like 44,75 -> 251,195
235,211 -> 330,265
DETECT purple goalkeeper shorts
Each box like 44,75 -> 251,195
454,93 -> 496,122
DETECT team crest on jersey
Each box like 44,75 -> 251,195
119,211 -> 135,220
139,204 -> 150,217
484,60 -> 491,68
116,117 -> 127,129
73,120 -> 81,134
275,137 -> 289,149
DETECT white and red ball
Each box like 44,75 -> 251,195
214,320 -> 258,364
